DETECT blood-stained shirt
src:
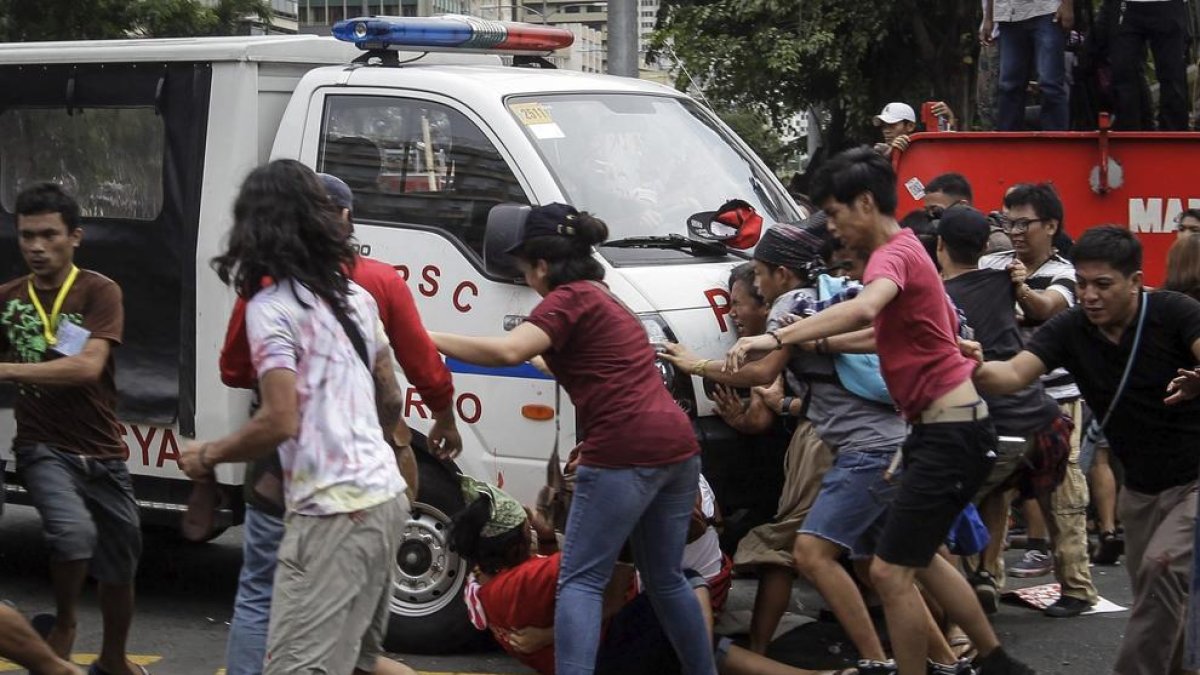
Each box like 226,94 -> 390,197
246,280 -> 405,516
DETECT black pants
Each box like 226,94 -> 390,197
1111,0 -> 1190,130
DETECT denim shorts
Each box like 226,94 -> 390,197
14,442 -> 142,584
798,447 -> 901,559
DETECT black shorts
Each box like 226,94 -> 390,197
875,419 -> 996,568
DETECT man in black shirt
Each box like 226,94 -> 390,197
969,226 -> 1200,675
937,206 -> 1096,618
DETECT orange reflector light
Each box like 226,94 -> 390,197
522,404 -> 555,421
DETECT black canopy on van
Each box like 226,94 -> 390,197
0,62 -> 212,436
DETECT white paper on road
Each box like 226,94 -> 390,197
1001,582 -> 1127,614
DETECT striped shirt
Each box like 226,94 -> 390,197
979,251 -> 1081,401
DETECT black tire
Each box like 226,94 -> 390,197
383,451 -> 495,654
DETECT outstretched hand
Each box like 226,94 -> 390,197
1165,367 -> 1200,405
725,334 -> 775,372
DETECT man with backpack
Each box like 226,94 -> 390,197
666,224 -> 967,675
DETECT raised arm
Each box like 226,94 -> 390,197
726,279 -> 898,371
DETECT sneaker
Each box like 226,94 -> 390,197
1043,595 -> 1093,618
1091,530 -> 1123,565
971,569 -> 999,614
929,659 -> 976,675
1009,549 -> 1052,578
975,647 -> 1036,675
857,659 -> 898,675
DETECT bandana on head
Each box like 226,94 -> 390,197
459,475 -> 527,539
753,224 -> 825,277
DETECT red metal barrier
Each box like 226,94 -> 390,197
892,129 -> 1200,285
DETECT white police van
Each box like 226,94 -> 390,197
0,17 -> 801,653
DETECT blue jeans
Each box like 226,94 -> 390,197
226,505 -> 285,675
555,455 -> 716,675
799,447 -> 899,559
996,13 -> 1069,131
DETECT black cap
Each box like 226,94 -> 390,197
505,203 -> 581,255
936,204 -> 990,256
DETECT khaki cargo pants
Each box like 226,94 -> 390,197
264,495 -> 409,675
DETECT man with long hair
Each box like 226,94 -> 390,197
178,160 -> 410,675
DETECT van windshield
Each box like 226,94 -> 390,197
508,94 -> 799,256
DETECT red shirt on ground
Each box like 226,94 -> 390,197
219,256 -> 454,411
478,553 -> 562,675
524,281 -> 698,468
863,228 -> 975,420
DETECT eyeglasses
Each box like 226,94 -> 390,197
998,217 -> 1045,234
924,200 -> 968,220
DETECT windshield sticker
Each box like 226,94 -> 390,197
529,122 -> 565,140
510,102 -> 565,139
904,177 -> 926,201
510,102 -> 555,126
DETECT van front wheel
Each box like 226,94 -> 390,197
383,458 -> 493,654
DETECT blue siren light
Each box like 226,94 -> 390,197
331,15 -> 575,53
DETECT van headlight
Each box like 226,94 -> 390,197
639,313 -> 695,415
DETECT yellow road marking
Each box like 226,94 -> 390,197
0,653 -> 161,671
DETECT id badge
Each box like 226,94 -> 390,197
51,320 -> 91,357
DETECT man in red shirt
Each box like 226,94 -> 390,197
218,174 -> 459,675
726,148 -> 1034,675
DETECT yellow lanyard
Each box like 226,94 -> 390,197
28,265 -> 79,346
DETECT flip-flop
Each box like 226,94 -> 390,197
88,663 -> 150,675
30,612 -> 55,640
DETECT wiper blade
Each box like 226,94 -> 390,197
601,234 -> 740,258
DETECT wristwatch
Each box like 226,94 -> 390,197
779,396 -> 795,418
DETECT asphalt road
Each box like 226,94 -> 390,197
0,504 -> 1133,674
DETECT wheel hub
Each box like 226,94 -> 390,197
390,503 -> 466,618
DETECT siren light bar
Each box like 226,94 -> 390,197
332,15 -> 575,54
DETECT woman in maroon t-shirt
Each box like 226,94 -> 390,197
433,203 -> 713,675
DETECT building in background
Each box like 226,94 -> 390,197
198,0 -> 299,33
297,0 -> 482,30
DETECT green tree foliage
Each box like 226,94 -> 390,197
718,108 -> 792,172
0,0 -> 272,41
654,0 -> 979,150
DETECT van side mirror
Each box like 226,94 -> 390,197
484,203 -> 531,281
686,199 -> 763,250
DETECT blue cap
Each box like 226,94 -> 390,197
317,173 -> 354,211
